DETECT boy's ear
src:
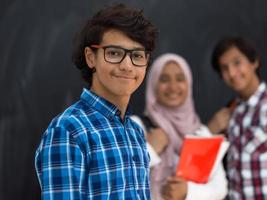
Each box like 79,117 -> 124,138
254,58 -> 260,70
84,47 -> 96,69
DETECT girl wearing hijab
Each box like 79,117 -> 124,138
132,53 -> 228,200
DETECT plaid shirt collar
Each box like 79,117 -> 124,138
236,82 -> 266,108
80,88 -> 132,120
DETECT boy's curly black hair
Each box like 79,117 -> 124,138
72,4 -> 158,87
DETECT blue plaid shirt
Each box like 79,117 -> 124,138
35,89 -> 151,200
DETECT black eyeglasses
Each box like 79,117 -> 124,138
90,45 -> 150,67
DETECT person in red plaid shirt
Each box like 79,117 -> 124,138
209,36 -> 267,200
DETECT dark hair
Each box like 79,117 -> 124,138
72,3 -> 158,87
211,36 -> 261,78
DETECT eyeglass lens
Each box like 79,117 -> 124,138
104,47 -> 149,66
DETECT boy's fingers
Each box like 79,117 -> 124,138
167,176 -> 184,183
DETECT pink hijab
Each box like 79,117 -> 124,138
146,53 -> 201,199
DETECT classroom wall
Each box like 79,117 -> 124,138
1,0 -> 267,199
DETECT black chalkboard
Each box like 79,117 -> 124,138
1,0 -> 267,199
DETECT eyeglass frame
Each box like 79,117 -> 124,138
90,44 -> 151,67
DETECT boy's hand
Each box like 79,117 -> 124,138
208,107 -> 232,134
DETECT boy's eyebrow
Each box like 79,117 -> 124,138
101,44 -> 146,51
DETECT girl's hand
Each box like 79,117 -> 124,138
162,176 -> 188,200
147,128 -> 168,154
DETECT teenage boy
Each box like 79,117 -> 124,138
35,4 -> 158,199
209,36 -> 267,200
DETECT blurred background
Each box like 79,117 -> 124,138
1,0 -> 267,199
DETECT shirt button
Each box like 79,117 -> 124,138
116,110 -> 121,116
132,155 -> 140,162
132,156 -> 136,162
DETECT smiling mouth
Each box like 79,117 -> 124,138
168,96 -> 180,100
113,74 -> 135,80
230,79 -> 242,86
166,92 -> 182,97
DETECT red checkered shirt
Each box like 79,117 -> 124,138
227,82 -> 267,200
